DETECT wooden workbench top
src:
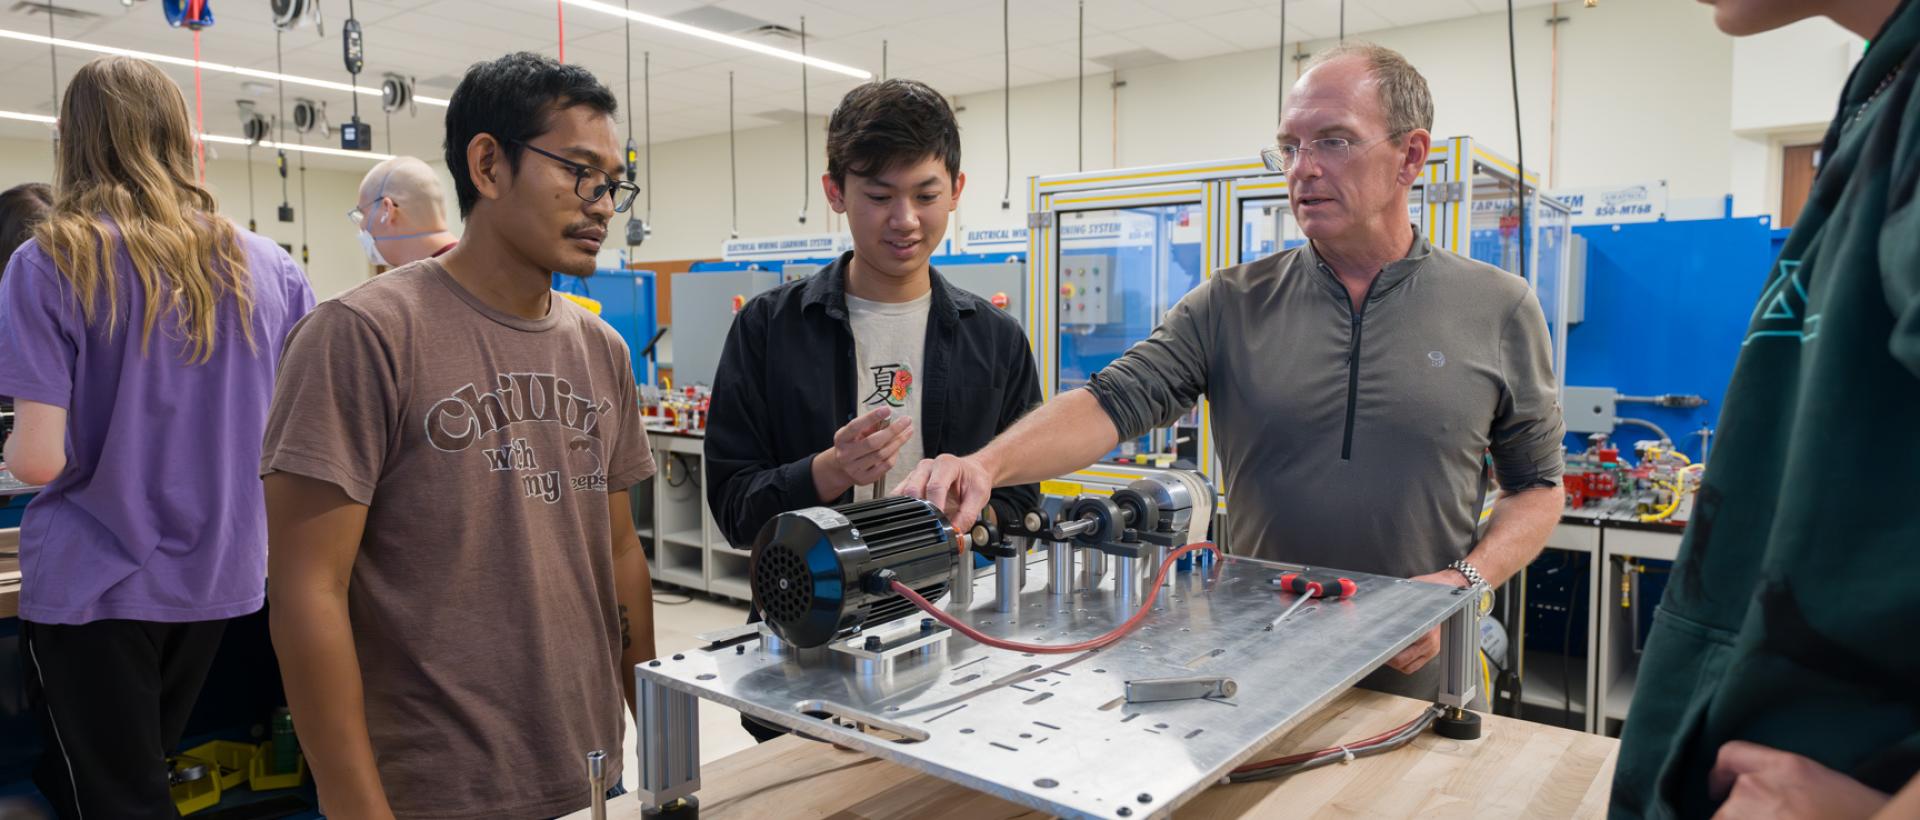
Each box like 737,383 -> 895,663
581,688 -> 1617,818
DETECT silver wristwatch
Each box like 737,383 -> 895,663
1447,559 -> 1486,589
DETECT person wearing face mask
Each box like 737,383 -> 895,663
350,155 -> 459,271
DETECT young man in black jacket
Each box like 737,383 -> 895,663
704,79 -> 1042,740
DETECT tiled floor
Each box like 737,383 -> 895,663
618,587 -> 758,790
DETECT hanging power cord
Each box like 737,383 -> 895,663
1339,0 -> 1346,42
727,71 -> 738,239
881,40 -> 888,82
1077,0 -> 1084,172
798,16 -> 810,225
1277,0 -> 1286,128
644,50 -> 652,226
1507,0 -> 1529,281
555,0 -> 565,63
890,543 -> 1218,654
194,26 -> 206,181
620,0 -> 647,249
297,131 -> 310,266
276,30 -> 293,224
1000,0 -> 1012,209
46,0 -> 57,160
245,141 -> 257,229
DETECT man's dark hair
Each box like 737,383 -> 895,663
826,79 -> 960,187
442,52 -> 618,218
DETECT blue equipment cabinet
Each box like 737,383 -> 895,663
1562,217 -> 1777,462
553,269 -> 659,387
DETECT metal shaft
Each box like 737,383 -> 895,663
1080,549 -> 1107,590
994,549 -> 1022,613
1148,544 -> 1171,590
1112,554 -> 1141,614
1053,516 -> 1097,541
949,556 -> 975,608
587,750 -> 607,820
1047,541 -> 1075,596
1265,592 -> 1315,631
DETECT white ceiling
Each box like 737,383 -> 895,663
0,0 -> 1548,171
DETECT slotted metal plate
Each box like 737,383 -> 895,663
635,553 -> 1473,819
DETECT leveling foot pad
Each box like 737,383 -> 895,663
643,796 -> 699,819
1433,707 -> 1483,740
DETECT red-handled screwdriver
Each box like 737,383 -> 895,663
1264,573 -> 1356,631
1273,572 -> 1357,598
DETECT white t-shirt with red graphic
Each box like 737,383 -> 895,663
846,290 -> 930,501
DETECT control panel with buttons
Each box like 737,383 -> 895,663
1058,252 -> 1120,325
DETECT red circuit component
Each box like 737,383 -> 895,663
1565,470 -> 1619,508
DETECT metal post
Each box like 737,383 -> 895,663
635,671 -> 701,809
586,750 -> 607,820
994,555 -> 1020,612
1080,549 -> 1107,590
950,556 -> 975,608
1047,541 -> 1075,596
1437,591 -> 1482,710
1147,544 -> 1171,589
1112,554 -> 1141,615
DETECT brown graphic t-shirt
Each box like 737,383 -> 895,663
261,259 -> 653,819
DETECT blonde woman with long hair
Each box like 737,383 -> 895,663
0,56 -> 313,817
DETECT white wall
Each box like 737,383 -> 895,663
1727,16 -> 1864,218
2,135 -> 379,300
4,0 -> 1864,273
626,0 -> 1763,262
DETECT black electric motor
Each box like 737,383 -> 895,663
750,496 -> 958,649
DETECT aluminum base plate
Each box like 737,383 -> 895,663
636,552 -> 1474,819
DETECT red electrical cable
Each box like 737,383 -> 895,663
888,542 -> 1218,655
556,0 -> 566,63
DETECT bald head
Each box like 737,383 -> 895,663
355,155 -> 461,270
358,155 -> 449,229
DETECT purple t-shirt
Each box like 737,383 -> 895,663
0,227 -> 314,624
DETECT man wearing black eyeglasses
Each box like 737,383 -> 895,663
899,43 -> 1566,706
260,52 -> 655,818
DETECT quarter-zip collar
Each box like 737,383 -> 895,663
1301,226 -> 1433,311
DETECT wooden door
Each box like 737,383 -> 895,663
1780,143 -> 1820,228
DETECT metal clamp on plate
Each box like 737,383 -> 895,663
1125,675 -> 1238,704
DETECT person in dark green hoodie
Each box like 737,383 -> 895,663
1611,0 -> 1920,818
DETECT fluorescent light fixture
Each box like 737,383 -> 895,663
0,28 -> 450,107
557,0 -> 872,80
201,134 -> 395,161
1,109 -> 392,162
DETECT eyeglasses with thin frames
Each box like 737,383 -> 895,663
1261,131 -> 1407,174
512,140 -> 642,213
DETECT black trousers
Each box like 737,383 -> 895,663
21,618 -> 228,820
